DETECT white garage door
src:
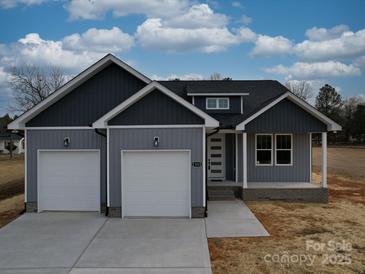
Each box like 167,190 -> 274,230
122,151 -> 191,218
38,150 -> 100,212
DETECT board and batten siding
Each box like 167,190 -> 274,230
247,133 -> 310,182
26,130 -> 107,207
109,128 -> 203,208
26,64 -> 146,127
109,90 -> 204,125
245,98 -> 327,133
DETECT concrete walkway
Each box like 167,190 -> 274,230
0,213 -> 211,274
205,200 -> 269,238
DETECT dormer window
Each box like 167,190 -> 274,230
206,98 -> 229,110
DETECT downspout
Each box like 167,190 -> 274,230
205,127 -> 220,217
90,125 -> 107,215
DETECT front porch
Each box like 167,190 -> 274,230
206,131 -> 329,203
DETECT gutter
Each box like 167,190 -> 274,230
90,125 -> 107,215
205,127 -> 220,217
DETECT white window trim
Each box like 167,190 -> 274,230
206,98 -> 230,110
275,134 -> 293,166
255,134 -> 273,166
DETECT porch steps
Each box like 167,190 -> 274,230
208,188 -> 236,201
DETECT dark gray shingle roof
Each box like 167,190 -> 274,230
158,80 -> 290,128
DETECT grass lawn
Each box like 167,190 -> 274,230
209,176 -> 365,273
0,154 -> 25,228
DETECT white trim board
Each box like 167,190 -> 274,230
93,81 -> 219,128
108,125 -> 204,129
24,127 -> 92,130
187,93 -> 249,96
235,92 -> 342,131
8,54 -> 151,129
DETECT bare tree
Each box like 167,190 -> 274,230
9,65 -> 66,112
210,73 -> 222,80
285,80 -> 313,101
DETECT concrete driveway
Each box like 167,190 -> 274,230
0,213 -> 211,274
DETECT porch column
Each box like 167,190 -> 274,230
242,132 -> 247,188
322,132 -> 327,188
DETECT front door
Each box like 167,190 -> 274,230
207,134 -> 225,180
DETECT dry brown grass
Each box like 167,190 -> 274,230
208,175 -> 365,274
0,194 -> 24,228
313,147 -> 365,182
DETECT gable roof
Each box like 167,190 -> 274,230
8,54 -> 151,129
236,92 -> 342,131
92,81 -> 219,128
159,80 -> 289,128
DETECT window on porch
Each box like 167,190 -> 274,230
255,134 -> 273,165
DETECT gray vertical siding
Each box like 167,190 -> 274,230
26,130 -> 107,206
109,90 -> 204,125
247,133 -> 310,182
109,128 -> 204,208
245,99 -> 327,133
26,64 -> 146,127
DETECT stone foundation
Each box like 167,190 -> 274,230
108,207 -> 121,217
192,207 -> 206,218
25,202 -> 38,212
242,188 -> 328,203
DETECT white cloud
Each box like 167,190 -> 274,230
163,4 -> 228,29
135,18 -> 243,53
266,61 -> 361,79
1,27 -> 134,73
251,35 -> 293,56
63,27 -> 134,53
305,24 -> 349,41
295,28 -> 365,61
0,0 -> 49,9
238,14 -> 252,25
66,0 -> 189,20
353,56 -> 365,68
151,73 -> 204,80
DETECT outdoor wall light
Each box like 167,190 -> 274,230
63,137 -> 70,147
153,136 -> 159,147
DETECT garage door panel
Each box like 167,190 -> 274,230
122,151 -> 190,218
38,151 -> 100,212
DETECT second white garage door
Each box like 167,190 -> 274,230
121,150 -> 191,218
38,150 -> 100,212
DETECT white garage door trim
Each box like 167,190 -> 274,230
121,150 -> 191,219
37,149 -> 101,213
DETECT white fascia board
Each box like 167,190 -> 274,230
187,93 -> 249,96
8,54 -> 151,130
236,92 -> 342,131
93,81 -> 219,128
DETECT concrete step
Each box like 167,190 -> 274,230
208,189 -> 236,200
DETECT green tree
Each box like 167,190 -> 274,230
315,84 -> 343,122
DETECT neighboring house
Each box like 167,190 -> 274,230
9,54 -> 341,218
0,133 -> 24,154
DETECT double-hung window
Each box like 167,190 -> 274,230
275,134 -> 293,165
206,98 -> 229,110
255,134 -> 273,165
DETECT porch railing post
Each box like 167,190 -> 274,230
322,132 -> 327,188
243,132 -> 247,188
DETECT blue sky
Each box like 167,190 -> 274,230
0,0 -> 364,115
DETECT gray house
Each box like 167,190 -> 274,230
9,54 -> 341,218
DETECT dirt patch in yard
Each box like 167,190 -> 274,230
0,194 -> 24,228
208,176 -> 365,274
